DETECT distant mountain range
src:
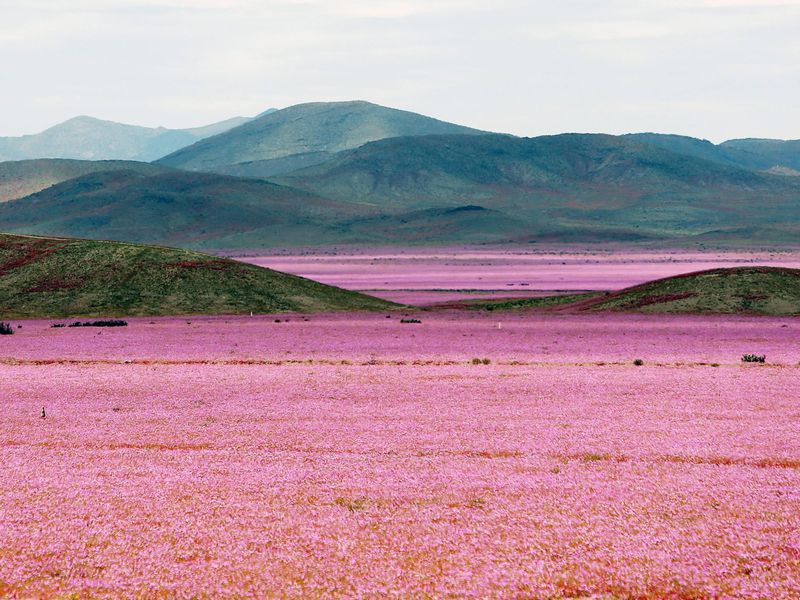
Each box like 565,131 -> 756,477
0,111 -> 274,162
273,132 -> 800,242
0,100 -> 798,247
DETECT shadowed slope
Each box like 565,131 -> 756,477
0,234 -> 395,317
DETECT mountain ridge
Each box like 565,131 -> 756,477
156,100 -> 489,174
0,113 -> 270,162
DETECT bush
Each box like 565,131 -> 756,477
0,322 -> 13,335
51,323 -> 66,328
471,358 -> 491,365
633,358 -> 644,366
68,320 -> 128,328
741,354 -> 766,363
400,318 -> 421,324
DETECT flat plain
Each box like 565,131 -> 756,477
2,300 -> 800,597
242,247 -> 800,304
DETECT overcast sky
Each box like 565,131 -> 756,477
1,0 -> 798,141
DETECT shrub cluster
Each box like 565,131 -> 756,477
400,318 -> 422,324
741,354 -> 766,363
68,320 -> 128,328
0,322 -> 14,335
471,358 -> 491,365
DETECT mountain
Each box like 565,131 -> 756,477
0,233 -> 394,317
720,139 -> 800,172
156,101 -> 487,175
0,170 -> 377,249
585,266 -> 800,315
4,132 -> 800,248
0,114 -> 263,162
0,168 -> 520,247
274,133 -> 800,241
0,159 -> 173,202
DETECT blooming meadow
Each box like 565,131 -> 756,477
1,314 -> 799,598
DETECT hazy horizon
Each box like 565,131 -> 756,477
2,1 -> 799,143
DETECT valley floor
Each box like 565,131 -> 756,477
238,245 -> 800,305
2,312 -> 799,598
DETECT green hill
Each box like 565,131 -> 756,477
0,234 -> 394,318
157,101 -> 487,174
0,159 -> 173,202
0,170 -> 375,249
587,267 -> 800,315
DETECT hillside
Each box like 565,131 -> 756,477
720,139 -> 800,172
0,114 -> 258,162
275,133 -> 800,241
587,267 -> 800,315
0,234 -> 394,317
624,134 -> 800,174
4,132 -> 800,247
624,133 -> 772,171
0,170 -> 377,249
157,101 -> 487,174
0,159 -> 173,202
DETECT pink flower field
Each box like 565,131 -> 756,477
241,247 -> 800,301
2,314 -> 800,598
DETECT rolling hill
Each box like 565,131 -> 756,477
0,159 -> 173,202
275,133 -> 800,241
585,267 -> 800,315
0,170 -> 377,249
0,233 -> 394,317
0,113 -> 265,162
465,267 -> 800,315
156,101 -> 487,175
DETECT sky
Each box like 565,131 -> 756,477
1,0 -> 798,142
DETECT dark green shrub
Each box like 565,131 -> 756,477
0,322 -> 13,335
68,320 -> 127,328
633,359 -> 644,366
741,354 -> 766,363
